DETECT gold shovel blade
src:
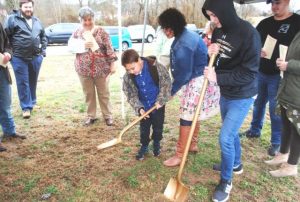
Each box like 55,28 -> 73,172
97,138 -> 121,150
164,178 -> 189,202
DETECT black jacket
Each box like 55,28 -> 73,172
202,0 -> 261,99
4,10 -> 47,59
0,23 -> 12,84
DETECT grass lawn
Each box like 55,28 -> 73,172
0,53 -> 299,202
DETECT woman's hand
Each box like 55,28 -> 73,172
110,62 -> 116,75
208,43 -> 220,57
276,58 -> 288,71
204,66 -> 217,82
261,49 -> 267,58
2,52 -> 11,65
84,41 -> 93,49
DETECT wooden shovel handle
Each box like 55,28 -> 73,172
177,54 -> 217,180
118,105 -> 157,139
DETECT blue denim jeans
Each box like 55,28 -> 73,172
249,72 -> 282,145
219,96 -> 254,181
11,55 -> 43,111
0,68 -> 16,135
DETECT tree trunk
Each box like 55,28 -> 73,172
78,0 -> 83,7
5,0 -> 18,11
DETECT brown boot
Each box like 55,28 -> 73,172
189,121 -> 200,153
269,163 -> 298,177
163,126 -> 190,167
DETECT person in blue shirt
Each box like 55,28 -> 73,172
122,49 -> 171,160
158,8 -> 209,167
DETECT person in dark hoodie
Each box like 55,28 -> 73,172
202,0 -> 261,201
4,0 -> 47,119
0,22 -> 26,152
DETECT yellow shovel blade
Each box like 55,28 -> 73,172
97,138 -> 121,150
164,178 -> 189,202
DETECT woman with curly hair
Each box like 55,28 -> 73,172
158,8 -> 219,167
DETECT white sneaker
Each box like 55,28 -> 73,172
269,163 -> 298,178
22,110 -> 31,119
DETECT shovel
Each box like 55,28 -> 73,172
164,54 -> 217,201
97,105 -> 157,150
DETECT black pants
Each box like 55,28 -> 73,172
280,106 -> 300,165
139,106 -> 165,146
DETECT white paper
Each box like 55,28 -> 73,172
279,44 -> 288,61
82,31 -> 99,52
263,35 -> 277,60
68,37 -> 87,54
279,44 -> 288,78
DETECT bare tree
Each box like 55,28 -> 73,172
78,0 -> 83,7
52,0 -> 62,23
1,0 -> 263,28
4,0 -> 18,11
236,4 -> 261,20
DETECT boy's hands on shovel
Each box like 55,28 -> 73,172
139,108 -> 150,119
155,102 -> 162,109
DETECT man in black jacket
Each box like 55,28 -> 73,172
0,22 -> 26,152
4,0 -> 47,119
202,0 -> 261,201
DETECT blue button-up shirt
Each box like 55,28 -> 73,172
135,60 -> 159,111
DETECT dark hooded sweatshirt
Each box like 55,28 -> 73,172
202,0 -> 261,99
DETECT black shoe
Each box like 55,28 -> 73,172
213,164 -> 243,175
3,132 -> 27,140
0,145 -> 7,152
240,130 -> 260,138
212,179 -> 232,202
153,141 -> 161,157
268,144 -> 280,156
136,145 -> 148,161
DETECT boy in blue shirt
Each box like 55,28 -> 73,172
122,49 -> 171,160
